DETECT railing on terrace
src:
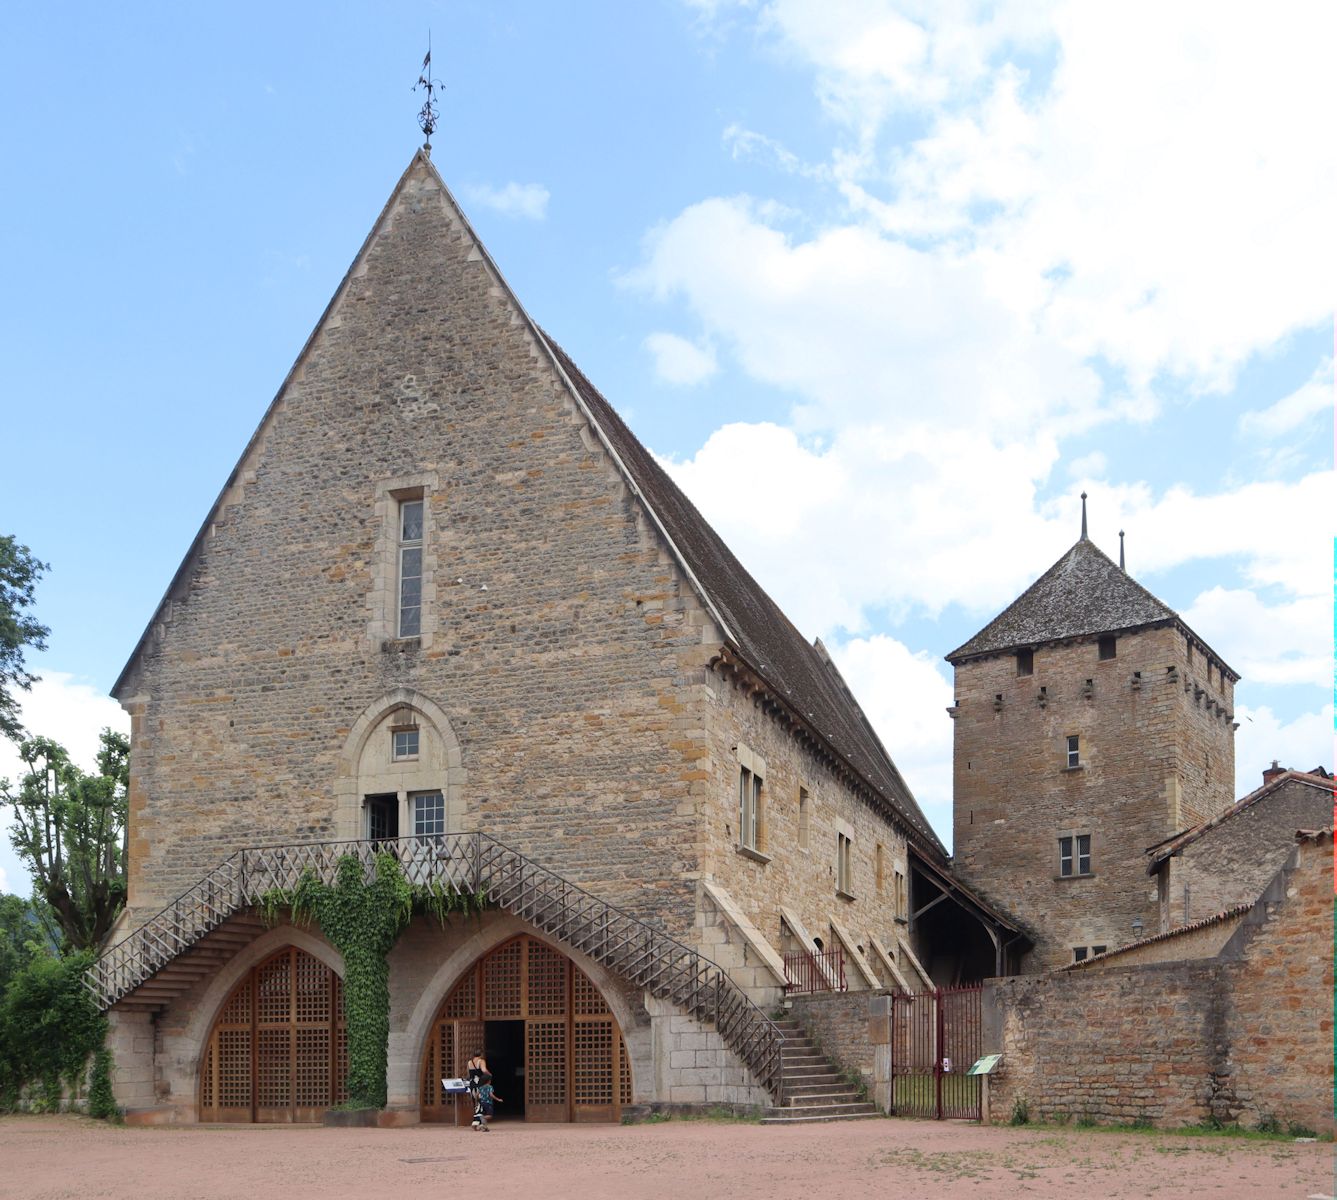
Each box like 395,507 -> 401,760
85,833 -> 786,1103
782,946 -> 847,994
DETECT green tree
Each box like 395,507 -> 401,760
0,536 -> 49,743
0,894 -> 59,993
5,732 -> 130,951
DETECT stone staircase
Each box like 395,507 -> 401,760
761,1018 -> 880,1124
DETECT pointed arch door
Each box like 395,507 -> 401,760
199,947 -> 347,1123
420,934 -> 633,1123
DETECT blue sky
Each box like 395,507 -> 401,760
1,1 -> 1333,894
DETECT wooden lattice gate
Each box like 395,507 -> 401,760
890,985 -> 982,1120
199,947 -> 348,1122
420,934 -> 633,1123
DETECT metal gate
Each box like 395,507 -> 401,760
890,985 -> 981,1120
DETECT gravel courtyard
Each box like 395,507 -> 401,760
1,1115 -> 1331,1200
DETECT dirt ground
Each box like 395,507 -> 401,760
0,1115 -> 1331,1200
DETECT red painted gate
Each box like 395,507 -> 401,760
890,986 -> 982,1120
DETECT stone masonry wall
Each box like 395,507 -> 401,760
983,833 -> 1333,1133
952,624 -> 1235,970
1216,834 -> 1332,1132
986,963 -> 1221,1126
1164,777 -> 1332,927
788,990 -> 879,1092
117,157 -> 717,934
698,668 -> 911,985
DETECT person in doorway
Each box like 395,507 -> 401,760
474,1074 -> 502,1131
466,1050 -> 488,1088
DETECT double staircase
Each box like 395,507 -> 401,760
86,833 -> 786,1104
761,1018 -> 880,1124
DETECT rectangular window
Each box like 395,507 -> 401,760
392,728 -> 420,761
398,498 -> 424,638
1098,635 -> 1117,660
894,869 -> 906,920
1066,735 -> 1080,768
1073,946 -> 1089,963
1016,648 -> 1034,676
738,766 -> 762,851
412,791 -> 445,840
1092,945 -> 1107,957
836,832 -> 853,896
364,794 -> 397,841
1059,834 -> 1092,877
875,844 -> 885,893
797,787 -> 810,850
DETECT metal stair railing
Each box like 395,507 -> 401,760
85,832 -> 786,1102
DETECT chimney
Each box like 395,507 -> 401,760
1262,760 -> 1285,787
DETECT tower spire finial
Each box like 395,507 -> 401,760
1080,491 -> 1088,540
1119,529 -> 1126,571
414,34 -> 442,152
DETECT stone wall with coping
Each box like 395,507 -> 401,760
983,833 -> 1333,1133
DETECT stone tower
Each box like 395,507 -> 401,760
945,521 -> 1237,971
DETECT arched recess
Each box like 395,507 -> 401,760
334,688 -> 467,842
199,946 -> 347,1123
419,934 -> 633,1124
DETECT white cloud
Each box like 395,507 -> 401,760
0,673 -> 129,897
460,181 -> 550,221
827,633 -> 954,838
643,332 -> 719,386
1234,703 -> 1334,798
1181,588 -> 1330,689
1067,451 -> 1106,480
1239,357 -> 1334,441
751,1 -> 1337,393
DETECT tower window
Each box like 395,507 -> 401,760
1016,649 -> 1034,677
1098,635 -> 1117,660
1059,833 -> 1092,877
392,727 -> 419,761
397,498 -> 424,638
798,787 -> 810,850
1066,735 -> 1081,768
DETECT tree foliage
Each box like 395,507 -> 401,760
0,535 -> 49,743
0,948 -> 105,1112
285,853 -> 413,1110
5,731 -> 130,951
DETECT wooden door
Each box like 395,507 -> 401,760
200,947 -> 345,1123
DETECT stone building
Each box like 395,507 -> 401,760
1146,764 -> 1333,932
946,521 -> 1239,970
93,147 -> 1016,1125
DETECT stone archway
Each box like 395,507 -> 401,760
198,946 -> 347,1123
419,934 -> 633,1124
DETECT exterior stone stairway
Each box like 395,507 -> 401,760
86,833 -> 787,1103
760,1018 -> 880,1124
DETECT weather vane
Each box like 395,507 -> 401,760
414,35 -> 442,149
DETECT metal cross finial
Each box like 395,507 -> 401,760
1080,492 -> 1088,540
1119,529 -> 1126,571
414,35 -> 443,150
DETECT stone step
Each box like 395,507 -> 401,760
782,1063 -> 842,1078
762,1103 -> 881,1124
779,1049 -> 824,1062
786,1090 -> 868,1107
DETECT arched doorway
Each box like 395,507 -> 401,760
199,947 -> 347,1122
419,934 -> 633,1123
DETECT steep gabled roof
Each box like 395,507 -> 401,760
112,148 -> 945,859
946,537 -> 1235,679
1145,769 -> 1335,872
545,340 -> 945,856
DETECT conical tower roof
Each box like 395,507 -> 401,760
947,537 -> 1234,677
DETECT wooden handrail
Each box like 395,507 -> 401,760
86,832 -> 785,1102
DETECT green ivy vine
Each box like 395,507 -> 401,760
258,852 -> 488,1111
